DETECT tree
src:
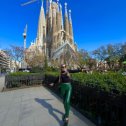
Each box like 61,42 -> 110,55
92,46 -> 107,61
51,59 -> 59,68
5,45 -> 24,70
26,53 -> 45,68
120,42 -> 126,61
121,42 -> 126,56
88,58 -> 97,70
76,49 -> 90,69
106,43 -> 122,70
43,56 -> 48,72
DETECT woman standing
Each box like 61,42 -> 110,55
49,64 -> 82,125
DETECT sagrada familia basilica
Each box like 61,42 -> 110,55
26,0 -> 78,65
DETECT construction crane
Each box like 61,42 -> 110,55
21,0 -> 38,6
22,24 -> 28,69
21,0 -> 44,6
23,24 -> 27,50
21,0 -> 43,49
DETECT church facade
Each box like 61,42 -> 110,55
26,0 -> 78,66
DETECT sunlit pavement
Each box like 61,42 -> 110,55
0,86 -> 96,126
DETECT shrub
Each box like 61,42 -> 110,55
30,67 -> 43,73
45,71 -> 59,76
71,72 -> 126,94
9,72 -> 40,76
45,71 -> 126,94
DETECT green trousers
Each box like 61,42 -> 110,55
60,83 -> 72,118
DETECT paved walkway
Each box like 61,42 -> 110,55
0,75 -> 5,92
0,86 -> 96,126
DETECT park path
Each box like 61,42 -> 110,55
0,86 -> 96,126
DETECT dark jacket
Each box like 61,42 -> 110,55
54,69 -> 81,85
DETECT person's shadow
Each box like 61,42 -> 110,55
35,98 -> 64,126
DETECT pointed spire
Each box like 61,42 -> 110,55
64,2 -> 68,17
57,0 -> 59,4
59,3 -> 62,11
46,0 -> 49,14
56,0 -> 59,12
48,0 -> 52,29
49,0 -> 52,9
64,2 -> 69,34
69,9 -> 74,42
49,0 -> 52,4
41,0 -> 43,8
52,2 -> 56,17
69,10 -> 72,24
37,1 -> 46,47
49,0 -> 52,15
60,4 -> 63,29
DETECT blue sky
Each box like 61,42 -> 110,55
0,0 -> 126,51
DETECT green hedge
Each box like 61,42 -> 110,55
45,71 -> 59,76
10,71 -> 126,94
45,71 -> 126,94
71,72 -> 126,94
9,72 -> 41,76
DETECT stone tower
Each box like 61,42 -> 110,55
27,0 -> 77,65
36,1 -> 46,53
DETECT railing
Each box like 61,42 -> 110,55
44,75 -> 126,126
5,74 -> 44,89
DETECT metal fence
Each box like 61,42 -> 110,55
5,74 -> 44,88
44,75 -> 126,126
